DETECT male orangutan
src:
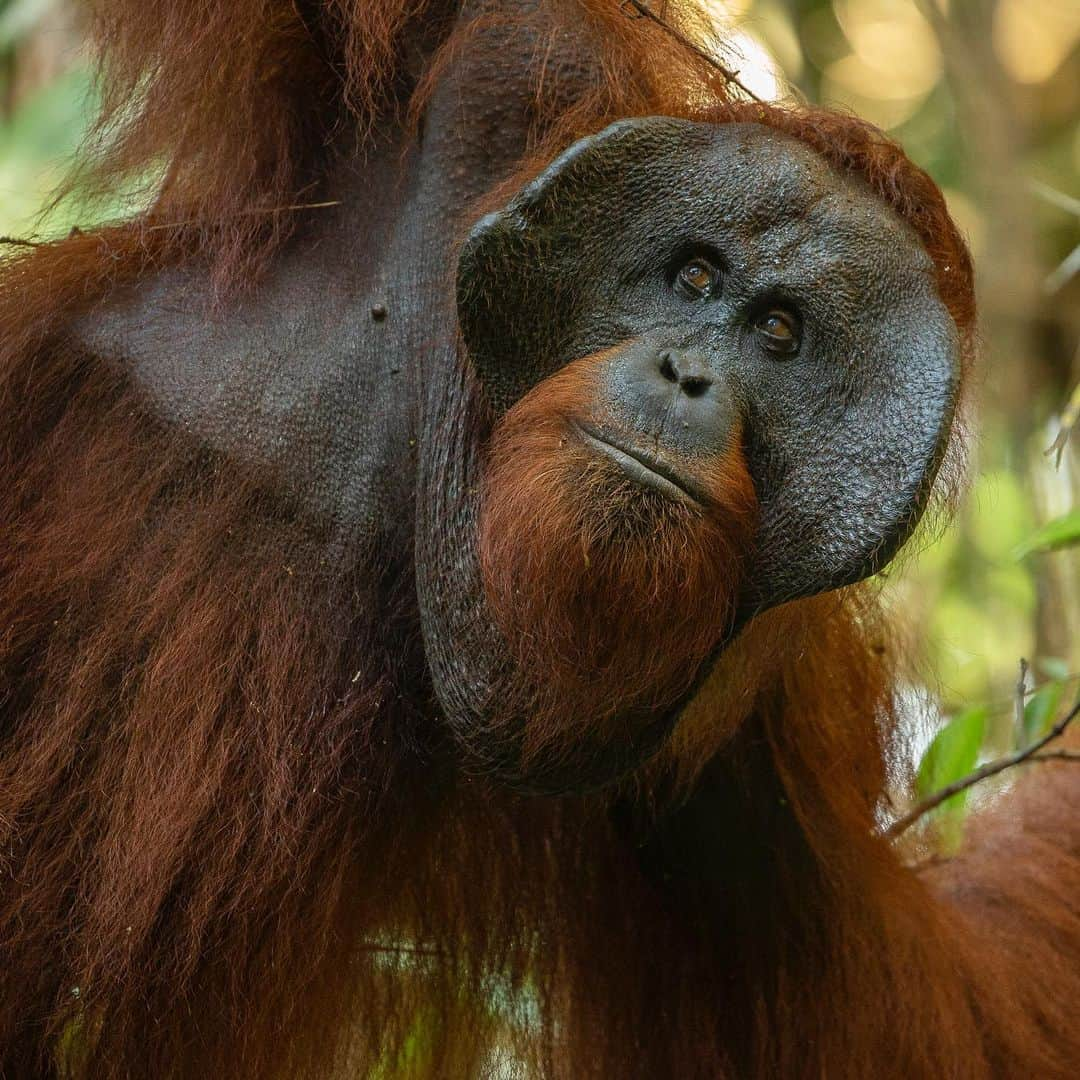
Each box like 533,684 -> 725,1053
1,1 -> 1077,1077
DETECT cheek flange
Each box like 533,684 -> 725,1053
735,301 -> 959,615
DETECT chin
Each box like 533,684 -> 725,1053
477,360 -> 758,766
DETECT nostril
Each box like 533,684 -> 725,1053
680,375 -> 712,398
658,352 -> 679,384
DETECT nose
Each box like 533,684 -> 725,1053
605,341 -> 735,457
657,349 -> 713,398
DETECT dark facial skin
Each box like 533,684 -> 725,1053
74,40 -> 958,793
458,118 -> 959,613
417,118 -> 959,792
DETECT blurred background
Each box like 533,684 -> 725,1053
1,0 -> 1078,815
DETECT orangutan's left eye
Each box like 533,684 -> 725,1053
676,258 -> 720,299
754,308 -> 801,355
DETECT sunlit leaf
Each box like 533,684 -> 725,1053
1014,510 -> 1080,558
915,707 -> 986,850
1023,680 -> 1064,746
1037,656 -> 1071,681
917,707 -> 987,803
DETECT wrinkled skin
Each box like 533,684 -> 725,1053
77,6 -> 957,793
437,118 -> 957,789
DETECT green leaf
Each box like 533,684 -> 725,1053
1023,680 -> 1064,746
915,706 -> 987,850
1037,656 -> 1071,681
917,707 -> 987,801
1014,509 -> 1080,558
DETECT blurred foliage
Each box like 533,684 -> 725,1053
0,0 -> 93,235
1015,506 -> 1080,557
1,0 -> 1078,818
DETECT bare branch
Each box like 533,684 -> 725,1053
1044,243 -> 1080,295
620,1 -> 763,103
941,665 -> 1080,718
885,696 -> 1080,841
1045,340 -> 1080,465
1014,657 -> 1029,745
144,200 -> 343,232
1030,179 -> 1080,218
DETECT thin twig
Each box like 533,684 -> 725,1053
1029,179 -> 1080,218
1030,750 -> 1080,763
941,663 -> 1080,716
1013,657 -> 1029,745
0,236 -> 40,248
144,200 -> 343,231
621,0 -> 762,103
885,696 -> 1080,840
1044,243 -> 1080,295
1045,340 -> 1080,465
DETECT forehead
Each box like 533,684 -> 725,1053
692,123 -> 869,215
573,120 -> 937,310
647,122 -> 927,260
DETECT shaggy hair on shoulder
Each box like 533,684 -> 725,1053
1,3 -> 1075,1079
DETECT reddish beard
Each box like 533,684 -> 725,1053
478,357 -> 758,762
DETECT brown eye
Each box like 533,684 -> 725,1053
676,258 -> 719,299
755,309 -> 800,355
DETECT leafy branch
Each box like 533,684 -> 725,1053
886,693 -> 1079,841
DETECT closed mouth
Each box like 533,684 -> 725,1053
573,422 -> 700,504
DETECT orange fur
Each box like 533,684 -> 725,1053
0,2 -> 1076,1078
479,351 -> 756,761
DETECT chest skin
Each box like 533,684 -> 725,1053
73,1 -> 586,551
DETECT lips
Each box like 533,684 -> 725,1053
572,422 -> 700,504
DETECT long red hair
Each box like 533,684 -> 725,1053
1,3 -> 1076,1078
479,351 -> 757,763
